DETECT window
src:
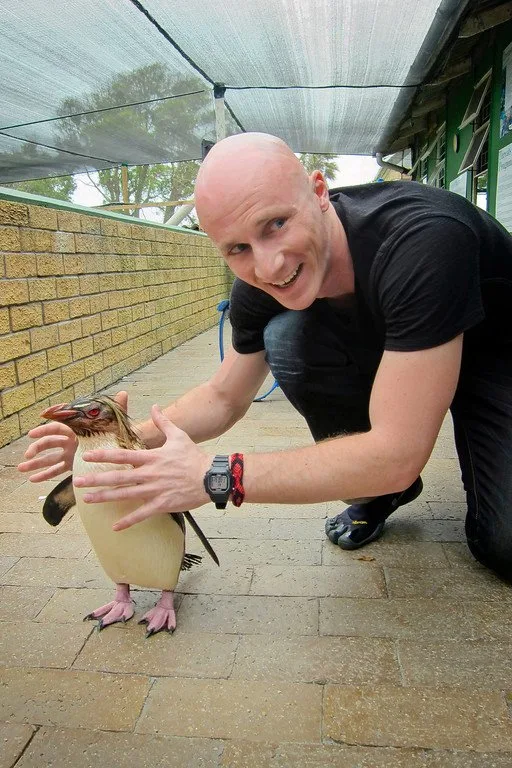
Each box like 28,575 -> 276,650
458,73 -> 491,178
459,71 -> 491,130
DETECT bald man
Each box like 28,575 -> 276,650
19,133 -> 512,582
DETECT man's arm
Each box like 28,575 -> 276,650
139,346 -> 269,447
73,335 -> 463,530
243,334 -> 463,502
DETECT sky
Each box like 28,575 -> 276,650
72,155 -> 382,217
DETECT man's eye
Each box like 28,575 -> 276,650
229,244 -> 248,255
273,218 -> 286,229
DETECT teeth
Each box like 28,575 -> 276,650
273,266 -> 299,287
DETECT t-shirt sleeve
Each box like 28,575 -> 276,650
373,216 -> 484,351
229,278 -> 285,354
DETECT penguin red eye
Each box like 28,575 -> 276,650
86,408 -> 101,418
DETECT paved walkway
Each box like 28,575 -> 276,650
1,326 -> 512,767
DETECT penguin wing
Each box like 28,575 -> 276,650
42,474 -> 76,526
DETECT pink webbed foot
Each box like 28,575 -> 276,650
84,584 -> 134,630
138,590 -> 176,637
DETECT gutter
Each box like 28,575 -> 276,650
375,152 -> 409,174
375,0 -> 472,154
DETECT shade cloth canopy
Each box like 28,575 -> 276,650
0,0 -> 462,182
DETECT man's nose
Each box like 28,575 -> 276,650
253,243 -> 284,281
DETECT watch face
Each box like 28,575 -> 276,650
210,473 -> 229,492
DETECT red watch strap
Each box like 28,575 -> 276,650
230,453 -> 245,507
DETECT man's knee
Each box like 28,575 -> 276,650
467,525 -> 512,582
263,310 -> 309,381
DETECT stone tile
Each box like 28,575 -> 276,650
230,635 -> 399,685
429,502 -> 467,520
324,685 -> 512,750
442,542 -> 484,568
385,518 -> 465,542
0,722 -> 36,768
178,565 -> 253,595
463,600 -> 512,641
198,518 -> 325,540
399,639 -> 512,688
0,556 -> 18,577
319,598 -> 471,640
322,540 -> 449,569
210,538 -> 322,566
250,565 -> 386,598
0,465 -> 27,494
136,678 -> 322,742
420,459 -> 465,503
242,502 -> 328,519
0,585 -> 54,621
0,533 -> 90,559
0,436 -> 31,466
3,557 -> 111,589
0,667 -> 150,730
0,620 -> 92,668
385,566 -> 512,601
0,512 -> 56,534
74,630 -> 238,678
220,741 -> 512,768
177,594 -> 318,635
15,728 -> 223,768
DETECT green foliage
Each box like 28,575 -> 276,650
298,153 -> 339,181
4,174 -> 76,201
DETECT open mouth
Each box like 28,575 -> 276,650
272,264 -> 302,288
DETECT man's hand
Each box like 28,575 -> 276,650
17,391 -> 128,483
73,405 -> 212,530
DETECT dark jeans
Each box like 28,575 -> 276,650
263,301 -> 512,582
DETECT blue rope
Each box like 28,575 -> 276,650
217,300 -> 279,402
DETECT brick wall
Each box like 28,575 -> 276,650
0,195 -> 231,447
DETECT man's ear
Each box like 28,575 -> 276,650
310,170 -> 330,212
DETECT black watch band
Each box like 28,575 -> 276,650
203,454 -> 232,509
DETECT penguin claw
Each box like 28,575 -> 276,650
139,594 -> 176,637
84,599 -> 135,629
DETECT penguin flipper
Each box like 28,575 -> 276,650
42,474 -> 76,526
184,511 -> 220,566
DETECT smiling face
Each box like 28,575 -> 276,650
196,134 -> 350,310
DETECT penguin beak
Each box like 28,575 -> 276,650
41,403 -> 79,422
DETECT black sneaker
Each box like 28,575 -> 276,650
325,477 -> 423,550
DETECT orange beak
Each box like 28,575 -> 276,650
40,403 -> 78,421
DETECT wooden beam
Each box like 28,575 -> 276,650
411,95 -> 446,118
426,58 -> 472,86
459,2 -> 512,38
396,117 -> 427,140
98,198 -> 194,211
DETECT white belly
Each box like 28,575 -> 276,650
73,439 -> 184,590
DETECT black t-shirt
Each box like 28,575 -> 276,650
229,181 -> 512,366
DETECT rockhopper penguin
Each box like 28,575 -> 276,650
40,395 -> 219,636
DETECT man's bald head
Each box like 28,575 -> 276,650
195,133 -> 311,233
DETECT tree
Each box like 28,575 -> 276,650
55,63 -> 213,219
5,175 -> 76,201
298,153 -> 339,181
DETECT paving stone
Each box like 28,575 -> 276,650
210,538 -> 322,566
429,502 -> 467,520
398,638 -> 512,688
178,565 -> 253,595
441,542 -> 484,567
136,678 -> 322,741
0,585 -> 54,621
0,620 -> 92,668
0,533 -> 90,559
3,557 -> 111,589
220,741 -> 512,768
385,518 -> 465,542
74,629 -> 238,678
230,635 -> 399,684
199,518 -> 325,540
462,600 -> 512,641
250,565 -> 386,598
15,727 -> 223,768
0,466 -> 27,494
0,556 -> 18,578
242,502 -> 328,518
319,597 -> 472,640
385,566 -> 512,601
322,540 -> 449,568
324,685 -> 512,750
0,667 -> 150,730
0,513 -> 56,535
2,483 -> 52,514
0,722 -> 36,768
177,594 -> 318,635
35,587 -> 180,624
